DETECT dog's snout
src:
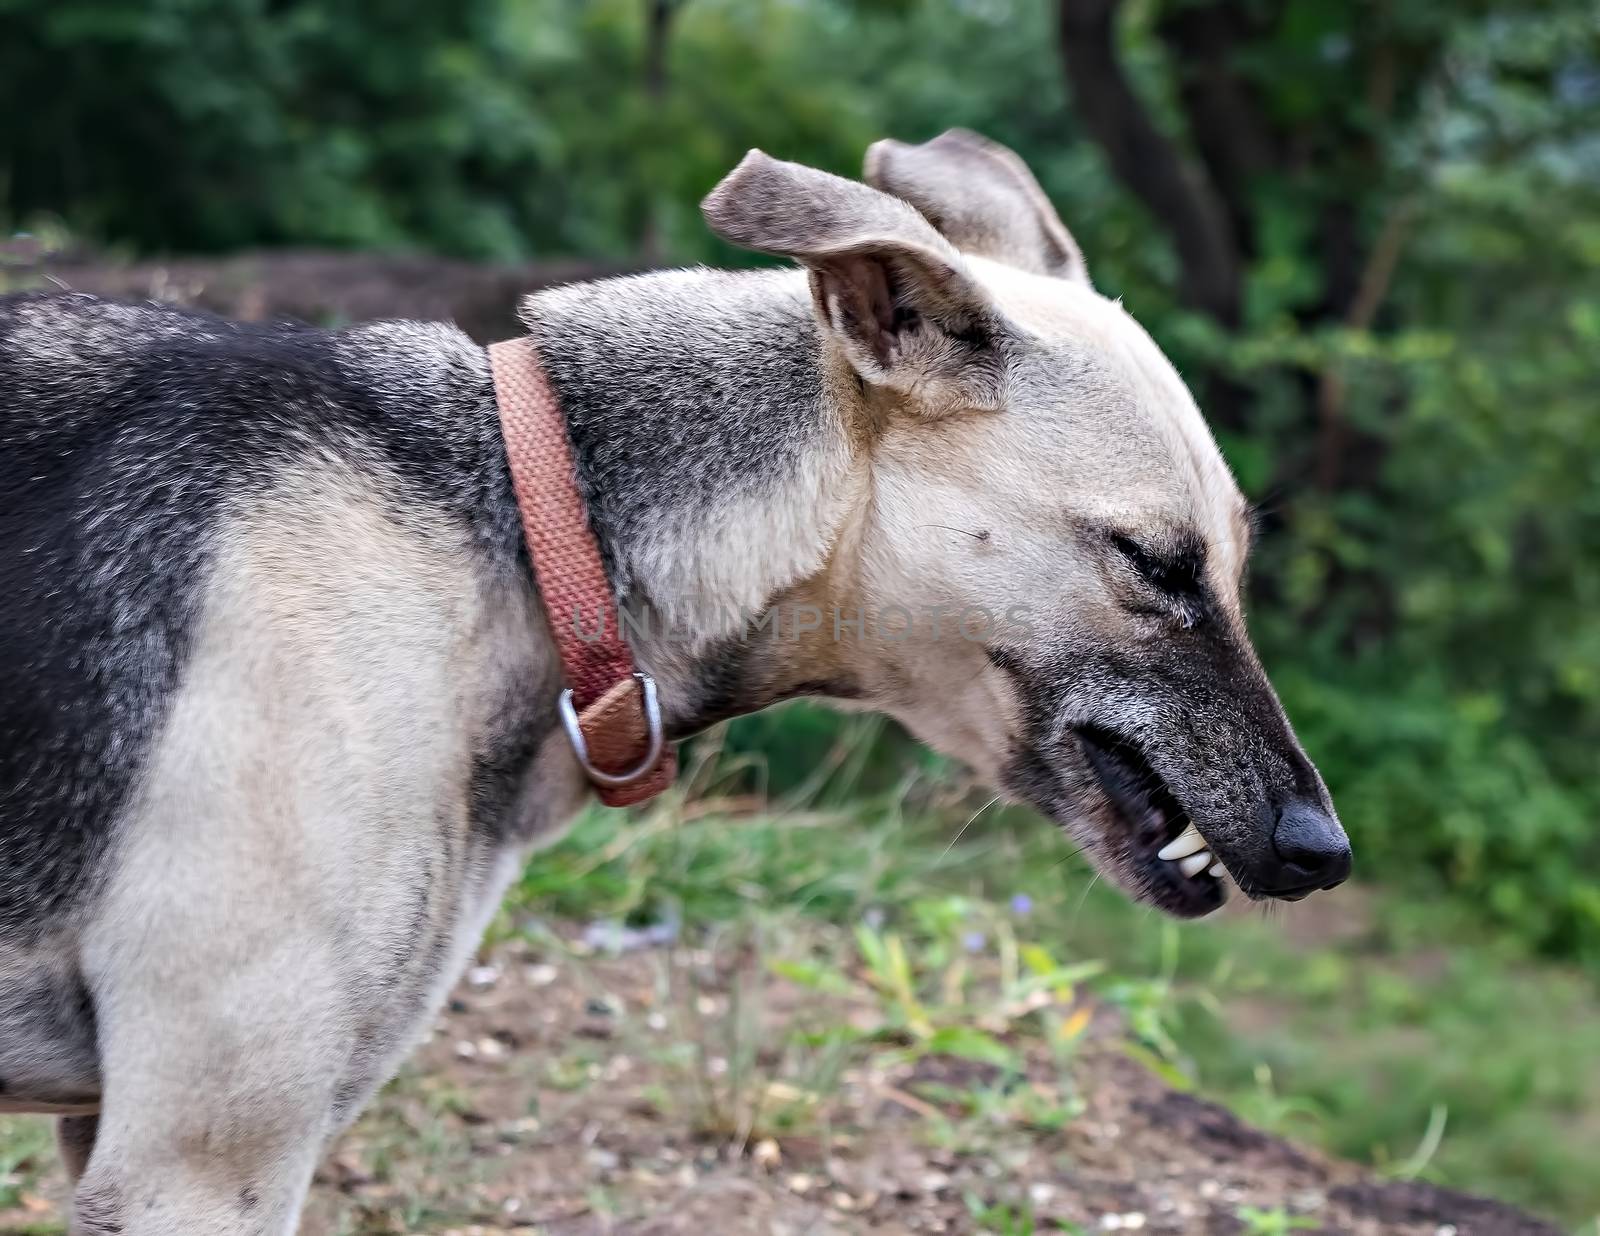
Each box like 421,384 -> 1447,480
1269,799 -> 1352,893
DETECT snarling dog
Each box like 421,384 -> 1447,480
0,131 -> 1348,1233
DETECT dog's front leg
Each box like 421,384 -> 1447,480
69,910 -> 352,1236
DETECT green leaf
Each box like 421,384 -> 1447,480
921,1026 -> 1018,1069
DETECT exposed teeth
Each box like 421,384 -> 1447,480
1208,860 -> 1226,878
1157,823 -> 1207,862
1157,823 -> 1222,880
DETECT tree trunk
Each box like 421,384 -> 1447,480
1057,0 -> 1243,328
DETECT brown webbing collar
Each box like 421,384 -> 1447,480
488,337 -> 676,807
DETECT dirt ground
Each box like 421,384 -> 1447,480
2,927 -> 1557,1236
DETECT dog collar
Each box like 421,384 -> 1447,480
488,337 -> 676,807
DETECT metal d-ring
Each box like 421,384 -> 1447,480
558,671 -> 665,788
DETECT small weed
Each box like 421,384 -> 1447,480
1385,1103 -> 1449,1182
543,1047 -> 601,1091
1236,1204 -> 1322,1234
789,896 -> 1104,1073
915,1078 -> 1084,1134
1229,1064 -> 1327,1139
963,1194 -> 1055,1235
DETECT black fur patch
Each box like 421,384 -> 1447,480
0,292 -> 522,935
468,692 -> 551,845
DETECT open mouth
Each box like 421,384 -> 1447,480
1074,725 -> 1226,917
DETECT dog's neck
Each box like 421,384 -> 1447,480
519,268 -> 869,722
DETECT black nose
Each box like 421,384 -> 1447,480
1270,799 -> 1352,893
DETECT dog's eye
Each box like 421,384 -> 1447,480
1108,533 -> 1205,602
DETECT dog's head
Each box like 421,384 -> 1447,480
700,131 -> 1348,916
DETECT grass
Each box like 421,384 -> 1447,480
502,716 -> 1600,1230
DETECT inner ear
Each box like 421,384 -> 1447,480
808,246 -> 1000,411
814,253 -> 915,369
701,149 -> 1006,410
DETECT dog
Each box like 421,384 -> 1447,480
0,130 -> 1349,1234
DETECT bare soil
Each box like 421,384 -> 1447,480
317,930 -> 1566,1236
11,928 -> 1551,1236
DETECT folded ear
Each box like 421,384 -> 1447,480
864,129 -> 1090,286
701,149 -> 1005,413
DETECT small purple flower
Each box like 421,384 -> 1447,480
1010,893 -> 1033,917
862,907 -> 886,931
962,929 -> 987,954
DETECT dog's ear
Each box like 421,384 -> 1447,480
702,150 -> 1004,413
864,129 -> 1089,286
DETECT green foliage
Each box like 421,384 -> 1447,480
1,0 -> 1595,955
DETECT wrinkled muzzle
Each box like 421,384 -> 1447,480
996,631 -> 1351,918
